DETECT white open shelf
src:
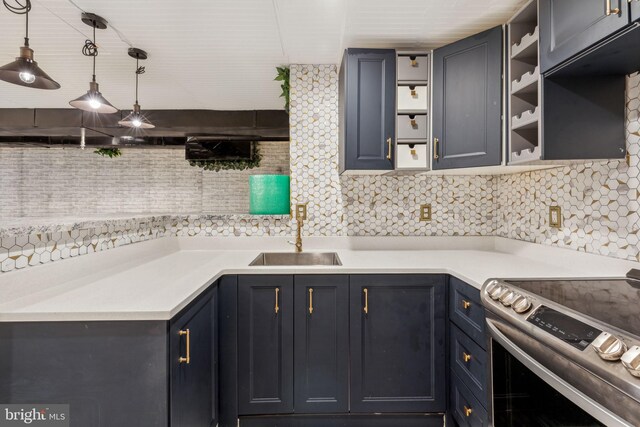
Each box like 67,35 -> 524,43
511,26 -> 538,60
511,66 -> 539,95
512,106 -> 539,130
510,145 -> 542,164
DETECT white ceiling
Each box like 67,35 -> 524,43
0,0 -> 526,110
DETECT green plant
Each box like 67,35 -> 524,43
189,144 -> 262,172
94,148 -> 122,158
274,66 -> 290,113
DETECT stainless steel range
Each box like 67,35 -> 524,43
481,270 -> 640,427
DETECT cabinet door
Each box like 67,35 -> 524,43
349,275 -> 447,413
340,48 -> 396,171
539,0 -> 630,73
238,275 -> 294,415
432,26 -> 502,170
170,288 -> 215,427
294,275 -> 349,413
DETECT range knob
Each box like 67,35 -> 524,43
591,332 -> 628,361
621,346 -> 640,378
488,285 -> 505,300
485,280 -> 500,295
511,295 -> 532,314
499,291 -> 519,307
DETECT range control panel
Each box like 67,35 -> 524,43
527,306 -> 602,351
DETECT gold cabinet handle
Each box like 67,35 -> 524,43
606,0 -> 621,15
463,352 -> 472,363
410,86 -> 417,97
433,137 -> 439,160
386,138 -> 393,160
309,288 -> 313,314
410,56 -> 418,67
464,405 -> 473,417
462,300 -> 471,310
275,287 -> 280,314
179,329 -> 191,364
363,288 -> 369,314
410,118 -> 417,127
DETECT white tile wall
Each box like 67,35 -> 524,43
1,66 -> 639,274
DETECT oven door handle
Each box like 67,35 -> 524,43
486,319 -> 634,427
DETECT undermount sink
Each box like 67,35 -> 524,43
249,252 -> 342,266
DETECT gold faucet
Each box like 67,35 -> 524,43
293,204 -> 307,253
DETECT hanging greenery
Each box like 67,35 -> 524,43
94,148 -> 122,158
189,143 -> 262,172
274,66 -> 290,113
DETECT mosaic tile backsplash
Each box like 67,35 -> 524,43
1,66 -> 639,273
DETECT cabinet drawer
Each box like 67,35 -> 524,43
397,114 -> 427,140
449,277 -> 486,349
450,324 -> 488,408
450,371 -> 489,427
396,143 -> 427,169
398,55 -> 429,82
397,86 -> 428,112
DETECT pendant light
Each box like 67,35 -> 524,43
119,48 -> 154,129
69,13 -> 117,114
0,0 -> 60,89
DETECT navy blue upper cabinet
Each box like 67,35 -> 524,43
539,0 -> 630,73
339,48 -> 396,172
170,288 -> 216,427
349,275 -> 447,413
294,275 -> 349,414
238,276 -> 294,415
432,26 -> 503,170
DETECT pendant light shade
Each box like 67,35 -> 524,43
119,103 -> 154,129
0,1 -> 60,90
70,81 -> 118,114
69,13 -> 117,114
118,48 -> 154,129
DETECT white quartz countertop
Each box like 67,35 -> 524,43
0,236 -> 638,322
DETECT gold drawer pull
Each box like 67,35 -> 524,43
605,0 -> 621,16
464,405 -> 473,417
410,56 -> 418,67
463,352 -> 472,363
309,288 -> 314,314
275,287 -> 280,314
410,118 -> 417,127
410,86 -> 417,97
179,329 -> 191,364
363,288 -> 369,314
462,300 -> 471,310
386,138 -> 392,160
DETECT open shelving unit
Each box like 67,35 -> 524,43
508,0 -> 541,164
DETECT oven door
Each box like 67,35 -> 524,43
486,315 -> 634,427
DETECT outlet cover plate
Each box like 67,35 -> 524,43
549,206 -> 561,228
420,204 -> 432,221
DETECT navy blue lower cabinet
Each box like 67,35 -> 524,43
450,371 -> 489,427
449,276 -> 486,349
294,275 -> 349,413
238,275 -> 295,415
450,324 -> 489,409
0,283 -> 218,427
349,274 -> 447,413
170,286 -> 217,427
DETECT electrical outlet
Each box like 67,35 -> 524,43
549,206 -> 561,228
295,203 -> 307,220
420,204 -> 432,221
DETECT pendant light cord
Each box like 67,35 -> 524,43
135,59 -> 145,105
3,0 -> 31,45
82,24 -> 98,82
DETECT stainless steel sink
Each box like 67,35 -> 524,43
249,252 -> 342,266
